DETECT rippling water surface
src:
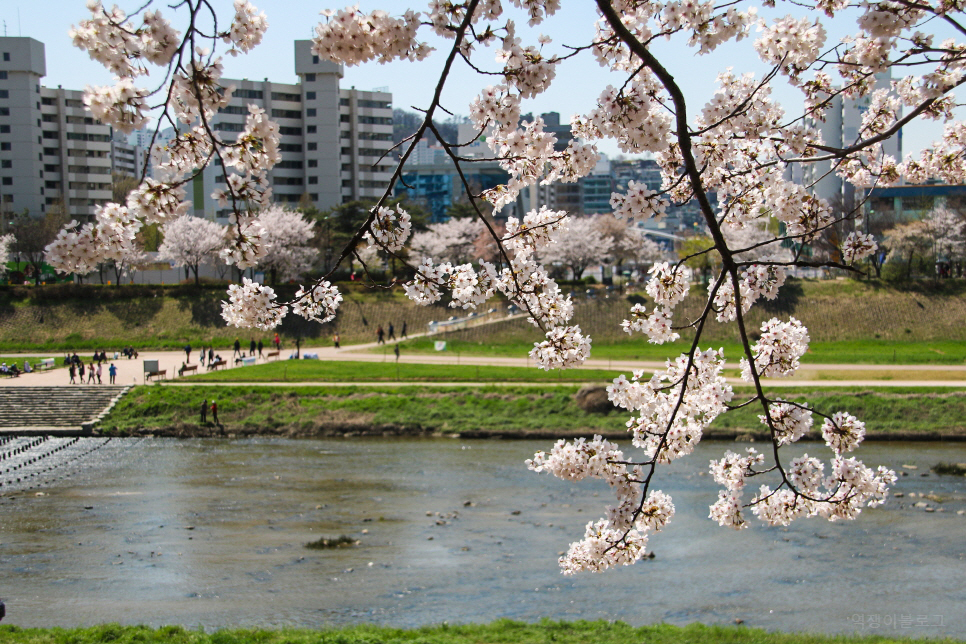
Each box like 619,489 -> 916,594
1,437 -> 963,636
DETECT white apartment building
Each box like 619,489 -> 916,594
0,37 -> 394,227
191,40 -> 394,221
802,72 -> 902,207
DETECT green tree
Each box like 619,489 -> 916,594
678,235 -> 720,285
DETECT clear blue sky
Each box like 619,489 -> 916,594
3,0 -> 953,159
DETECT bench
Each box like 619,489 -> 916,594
265,350 -> 280,360
178,364 -> 198,377
146,369 -> 167,381
208,359 -> 227,371
40,358 -> 56,371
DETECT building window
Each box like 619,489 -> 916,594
0,160 -> 9,168
307,142 -> 317,151
308,159 -> 317,168
308,176 -> 318,184
0,125 -> 9,133
305,73 -> 316,82
2,53 -> 8,61
0,90 -> 8,99
0,72 -> 7,80
312,55 -> 319,64
0,142 -> 9,151
0,107 -> 7,115
310,193 -> 318,200
306,125 -> 316,134
306,108 -> 316,117
306,91 -> 316,100
278,126 -> 302,136
1,177 -> 11,185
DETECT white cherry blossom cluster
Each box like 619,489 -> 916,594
572,80 -> 673,155
447,262 -> 498,310
740,317 -> 810,381
83,78 -> 150,135
313,7 -> 431,66
529,325 -> 592,370
221,278 -> 287,330
70,3 -> 181,77
497,22 -> 559,98
607,349 -> 733,464
365,205 -> 413,253
403,259 -> 445,306
502,206 -> 568,252
610,181 -> 669,221
754,15 -> 826,79
224,0 -> 269,55
292,281 -> 343,324
45,203 -> 143,275
645,262 -> 690,307
220,219 -> 268,269
711,265 -> 786,322
841,232 -> 879,264
821,411 -> 866,455
621,304 -> 680,344
759,401 -> 813,445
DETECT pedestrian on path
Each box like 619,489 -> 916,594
200,399 -> 208,424
250,338 -> 256,356
401,321 -> 407,338
274,333 -> 281,351
388,323 -> 395,341
333,332 -> 340,349
200,347 -> 206,367
108,363 -> 117,384
96,362 -> 102,384
78,362 -> 85,383
257,339 -> 263,357
376,325 -> 385,344
208,347 -> 214,364
87,362 -> 96,384
184,344 -> 192,363
233,338 -> 242,359
394,344 -> 400,361
211,400 -> 219,425
69,363 -> 76,384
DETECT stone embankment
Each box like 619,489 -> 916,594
0,386 -> 130,435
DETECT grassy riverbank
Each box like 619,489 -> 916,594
98,384 -> 966,439
2,279 -> 965,364
186,360 -> 624,383
1,621 -> 961,644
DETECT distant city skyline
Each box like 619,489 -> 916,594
2,0 -> 959,161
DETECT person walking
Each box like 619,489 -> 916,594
69,363 -> 76,384
96,362 -> 103,384
401,321 -> 408,338
211,400 -> 218,425
376,325 -> 385,344
200,346 -> 206,367
108,363 -> 117,384
387,323 -> 396,341
87,362 -> 96,384
233,338 -> 242,359
250,338 -> 256,356
208,347 -> 214,364
78,361 -> 85,383
184,344 -> 192,363
200,399 -> 208,424
333,332 -> 340,349
394,343 -> 400,361
257,339 -> 263,357
273,333 -> 281,351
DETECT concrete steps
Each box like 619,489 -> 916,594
0,386 -> 130,431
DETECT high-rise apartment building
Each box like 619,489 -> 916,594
0,37 -> 393,226
190,40 -> 393,221
802,72 -> 902,207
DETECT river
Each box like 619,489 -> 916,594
1,437 -> 963,636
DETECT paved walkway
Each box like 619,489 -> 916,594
1,340 -> 964,388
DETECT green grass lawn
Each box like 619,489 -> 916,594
186,359 -> 624,383
1,621 -> 960,644
387,337 -> 966,365
100,383 -> 966,438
